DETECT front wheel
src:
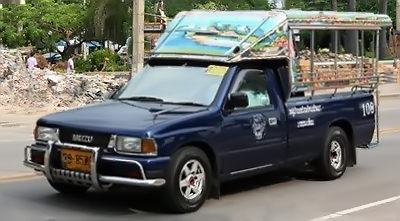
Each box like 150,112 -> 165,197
47,180 -> 90,194
316,126 -> 349,180
162,147 -> 212,213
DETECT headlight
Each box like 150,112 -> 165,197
116,136 -> 141,152
115,136 -> 157,155
34,126 -> 58,141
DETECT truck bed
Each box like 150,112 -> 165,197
284,90 -> 375,161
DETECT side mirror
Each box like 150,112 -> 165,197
106,90 -> 118,99
227,92 -> 248,109
106,84 -> 125,99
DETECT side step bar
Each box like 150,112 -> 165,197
358,142 -> 379,149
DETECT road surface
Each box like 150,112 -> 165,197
0,97 -> 399,220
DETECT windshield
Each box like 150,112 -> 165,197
114,63 -> 228,106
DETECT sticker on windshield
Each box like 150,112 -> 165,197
206,65 -> 228,76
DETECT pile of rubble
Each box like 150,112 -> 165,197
0,48 -> 126,113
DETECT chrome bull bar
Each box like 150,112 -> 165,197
23,141 -> 166,189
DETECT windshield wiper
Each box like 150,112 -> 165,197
161,101 -> 207,107
117,97 -> 207,107
117,96 -> 164,102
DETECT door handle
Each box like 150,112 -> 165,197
268,117 -> 278,126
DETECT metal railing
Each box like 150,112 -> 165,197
311,60 -> 398,84
314,60 -> 396,66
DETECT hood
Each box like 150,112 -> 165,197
38,100 -> 205,136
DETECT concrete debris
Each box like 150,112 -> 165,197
0,48 -> 126,113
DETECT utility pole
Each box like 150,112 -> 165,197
397,0 -> 400,32
379,0 -> 387,59
131,0 -> 145,78
394,0 -> 400,66
331,0 -> 338,52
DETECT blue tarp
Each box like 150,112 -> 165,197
54,41 -> 101,48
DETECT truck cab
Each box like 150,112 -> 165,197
23,10 -> 390,214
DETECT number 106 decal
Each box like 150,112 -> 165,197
361,102 -> 375,116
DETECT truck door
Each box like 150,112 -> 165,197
219,69 -> 287,174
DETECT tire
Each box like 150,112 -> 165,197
162,146 -> 212,213
316,126 -> 349,180
47,180 -> 90,194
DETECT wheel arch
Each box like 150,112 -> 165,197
176,141 -> 220,199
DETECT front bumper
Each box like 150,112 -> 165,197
23,141 -> 166,189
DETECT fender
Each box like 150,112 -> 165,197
158,127 -> 221,199
328,117 -> 356,166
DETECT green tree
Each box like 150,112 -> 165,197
194,1 -> 228,10
0,4 -> 33,48
86,0 -> 131,45
0,0 -> 87,57
166,0 -> 271,16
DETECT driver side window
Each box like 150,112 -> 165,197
230,69 -> 271,109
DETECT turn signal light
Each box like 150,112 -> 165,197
141,138 -> 157,155
33,126 -> 38,140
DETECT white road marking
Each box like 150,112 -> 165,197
0,138 -> 33,143
380,107 -> 400,111
310,195 -> 400,220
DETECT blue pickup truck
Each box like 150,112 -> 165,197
23,10 -> 387,213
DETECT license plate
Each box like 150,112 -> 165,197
61,148 -> 92,173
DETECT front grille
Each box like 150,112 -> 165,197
58,128 -> 110,147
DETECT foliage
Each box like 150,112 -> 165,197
0,0 -> 86,50
72,49 -> 129,73
86,0 -> 131,45
194,1 -> 228,10
88,49 -> 120,70
167,0 -> 271,16
104,63 -> 129,72
74,58 -> 93,73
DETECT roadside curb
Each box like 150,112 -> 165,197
0,122 -> 22,127
0,172 -> 40,182
0,121 -> 34,128
380,93 -> 400,98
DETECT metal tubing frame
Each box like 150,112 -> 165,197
361,31 -> 365,75
290,25 -> 382,31
310,30 -> 315,96
333,30 -> 339,94
288,28 -> 294,84
355,30 -> 359,74
375,30 -> 380,145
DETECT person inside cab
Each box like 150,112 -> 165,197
235,72 -> 270,108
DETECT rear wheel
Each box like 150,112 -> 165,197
162,146 -> 212,213
316,126 -> 349,180
47,180 -> 90,194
